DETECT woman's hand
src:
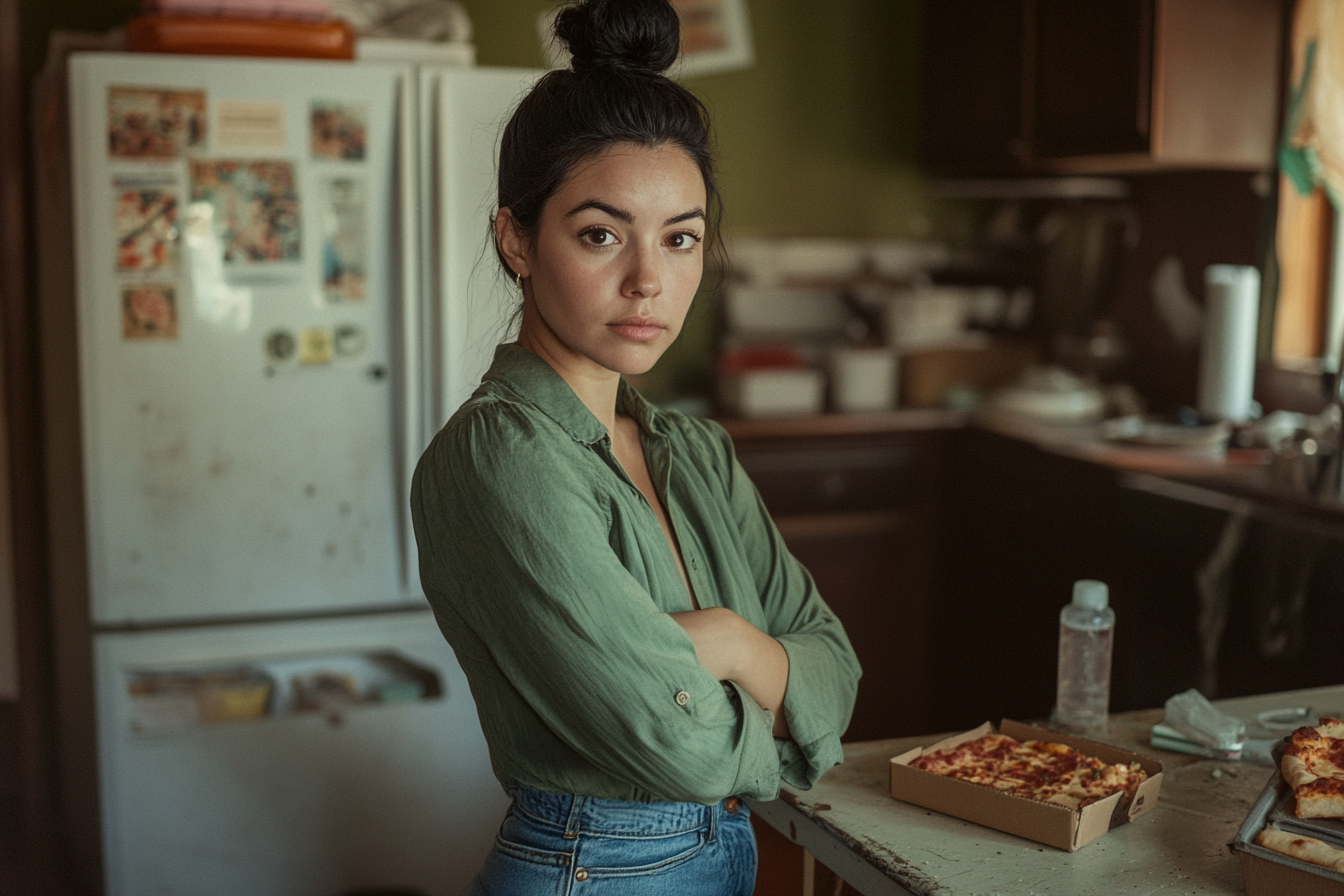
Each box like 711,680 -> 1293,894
670,607 -> 791,738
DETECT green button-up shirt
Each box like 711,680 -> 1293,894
411,344 -> 861,804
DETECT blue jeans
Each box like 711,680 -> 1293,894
465,785 -> 757,896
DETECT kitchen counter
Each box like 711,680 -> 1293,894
720,409 -> 1344,527
718,410 -> 965,443
750,685 -> 1344,896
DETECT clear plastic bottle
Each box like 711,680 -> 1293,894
1052,580 -> 1114,732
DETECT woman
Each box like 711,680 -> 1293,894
410,1 -> 861,892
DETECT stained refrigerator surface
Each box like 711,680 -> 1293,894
70,53 -> 411,625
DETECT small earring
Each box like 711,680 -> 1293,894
515,271 -> 523,290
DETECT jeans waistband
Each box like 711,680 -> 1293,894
510,785 -> 729,838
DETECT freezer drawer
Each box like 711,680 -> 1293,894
95,610 -> 504,896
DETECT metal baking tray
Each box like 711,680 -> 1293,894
1232,770 -> 1344,885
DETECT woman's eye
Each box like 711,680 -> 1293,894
581,228 -> 616,246
668,231 -> 702,250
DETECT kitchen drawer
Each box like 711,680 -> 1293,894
736,441 -> 919,516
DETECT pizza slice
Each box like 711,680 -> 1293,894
1256,825 -> 1344,872
1281,718 -> 1344,819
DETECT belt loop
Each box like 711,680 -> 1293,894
562,794 -> 585,839
707,800 -> 719,843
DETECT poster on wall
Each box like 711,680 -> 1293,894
319,175 -> 366,302
108,86 -> 206,158
114,173 -> 179,273
189,159 -> 301,264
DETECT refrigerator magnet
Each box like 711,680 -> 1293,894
121,284 -> 179,339
190,159 -> 301,264
319,176 -> 366,302
310,101 -> 367,161
333,323 -> 365,358
298,326 -> 334,365
107,86 -> 206,159
216,99 -> 287,149
264,328 -> 297,363
113,173 -> 180,273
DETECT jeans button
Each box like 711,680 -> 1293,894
575,867 -> 588,881
725,797 -> 739,813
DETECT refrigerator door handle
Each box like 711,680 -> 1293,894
397,67 -> 423,597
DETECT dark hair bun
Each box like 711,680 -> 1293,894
554,0 -> 681,76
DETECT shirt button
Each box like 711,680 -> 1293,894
674,689 -> 690,706
575,867 -> 588,881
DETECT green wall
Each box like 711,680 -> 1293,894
462,0 -> 968,241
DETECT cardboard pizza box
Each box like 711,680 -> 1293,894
889,719 -> 1164,852
1232,770 -> 1344,896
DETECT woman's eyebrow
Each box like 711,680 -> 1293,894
563,200 -> 705,227
664,208 -> 705,226
564,199 -> 632,222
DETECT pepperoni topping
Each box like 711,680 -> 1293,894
907,733 -> 1147,807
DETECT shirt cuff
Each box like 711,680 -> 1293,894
774,634 -> 851,788
722,680 -> 784,800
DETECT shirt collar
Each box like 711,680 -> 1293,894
484,343 -> 667,445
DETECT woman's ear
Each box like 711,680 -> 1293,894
495,208 -> 531,280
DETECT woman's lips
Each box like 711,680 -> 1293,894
608,318 -> 665,341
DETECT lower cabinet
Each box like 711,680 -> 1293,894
730,425 -> 948,741
732,421 -> 1344,747
929,427 -> 1344,734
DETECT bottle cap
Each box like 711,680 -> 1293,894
1072,579 -> 1109,611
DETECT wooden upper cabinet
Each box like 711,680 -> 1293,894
919,0 -> 1028,175
1032,0 -> 1153,160
920,0 -> 1284,175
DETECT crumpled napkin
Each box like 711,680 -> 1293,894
1163,688 -> 1246,751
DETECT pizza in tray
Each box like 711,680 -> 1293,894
1280,717 -> 1344,819
907,732 -> 1148,810
1256,825 -> 1344,872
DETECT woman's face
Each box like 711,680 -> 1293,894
501,142 -> 707,379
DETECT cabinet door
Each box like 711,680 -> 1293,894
1033,0 -> 1153,159
734,433 -> 941,739
919,0 -> 1028,175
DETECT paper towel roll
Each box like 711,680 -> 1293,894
1197,265 -> 1260,422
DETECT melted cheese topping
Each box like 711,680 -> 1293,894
908,732 -> 1148,809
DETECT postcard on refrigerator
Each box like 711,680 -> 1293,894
310,101 -> 367,160
319,175 -> 366,302
189,160 -> 301,264
108,86 -> 206,159
114,173 -> 179,273
217,99 -> 288,149
121,284 -> 179,339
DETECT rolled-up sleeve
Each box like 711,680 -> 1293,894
411,405 -> 783,803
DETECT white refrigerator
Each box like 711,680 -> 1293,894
34,49 -> 538,896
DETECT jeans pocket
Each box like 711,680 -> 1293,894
493,809 -> 574,868
581,827 -> 708,878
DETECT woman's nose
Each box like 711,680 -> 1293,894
623,244 -> 662,299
